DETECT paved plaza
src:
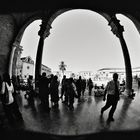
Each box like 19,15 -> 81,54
1,81 -> 140,138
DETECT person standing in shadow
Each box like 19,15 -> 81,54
87,78 -> 93,96
75,76 -> 82,102
100,73 -> 120,122
81,79 -> 86,96
0,72 -> 23,125
38,72 -> 50,112
50,75 -> 59,109
60,75 -> 66,101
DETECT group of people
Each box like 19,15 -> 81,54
60,76 -> 94,108
59,73 -> 122,122
0,71 -> 124,126
37,73 -> 95,111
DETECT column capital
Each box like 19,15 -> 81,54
38,19 -> 52,39
12,42 -> 23,49
108,16 -> 124,38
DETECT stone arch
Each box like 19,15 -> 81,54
9,8 -> 133,94
47,9 -> 133,94
121,13 -> 140,35
9,12 -> 43,76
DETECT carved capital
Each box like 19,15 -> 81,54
38,19 -> 52,39
108,16 -> 124,38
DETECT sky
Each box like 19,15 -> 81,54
20,9 -> 140,74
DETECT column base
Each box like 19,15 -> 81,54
123,89 -> 135,99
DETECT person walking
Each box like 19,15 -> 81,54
75,76 -> 82,102
100,73 -> 120,122
87,78 -> 93,96
25,75 -> 35,105
0,72 -> 23,125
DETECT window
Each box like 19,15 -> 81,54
27,66 -> 30,69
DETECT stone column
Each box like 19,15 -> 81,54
8,42 -> 18,77
108,15 -> 132,96
8,42 -> 23,77
35,19 -> 51,87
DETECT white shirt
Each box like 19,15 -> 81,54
105,80 -> 120,95
1,82 -> 14,105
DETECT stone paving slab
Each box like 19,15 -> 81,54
1,82 -> 140,136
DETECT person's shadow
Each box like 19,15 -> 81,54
98,115 -> 111,132
115,96 -> 132,127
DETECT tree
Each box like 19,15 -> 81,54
59,61 -> 67,76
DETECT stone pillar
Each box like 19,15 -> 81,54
8,42 -> 18,77
8,42 -> 23,77
108,15 -> 132,96
35,19 -> 51,87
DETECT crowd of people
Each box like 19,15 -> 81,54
37,73 -> 94,111
0,71 -> 131,127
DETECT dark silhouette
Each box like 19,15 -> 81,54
38,72 -> 50,111
50,75 -> 59,109
60,75 -> 67,101
101,73 -> 120,122
62,78 -> 69,105
87,78 -> 93,96
65,78 -> 78,110
0,72 -> 23,125
81,79 -> 86,96
75,76 -> 82,102
16,75 -> 21,91
24,75 -> 35,106
138,78 -> 140,89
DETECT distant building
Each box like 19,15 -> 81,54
78,71 -> 94,79
19,56 -> 34,80
97,67 -> 140,82
41,64 -> 51,76
52,70 -> 73,82
16,56 -> 51,80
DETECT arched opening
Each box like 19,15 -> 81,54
10,20 -> 41,81
20,20 -> 41,81
43,9 -> 124,82
116,14 -> 140,74
13,9 -> 137,134
115,14 -> 140,92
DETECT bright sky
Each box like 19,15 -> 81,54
20,9 -> 140,74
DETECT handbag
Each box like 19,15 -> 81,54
1,82 -> 9,104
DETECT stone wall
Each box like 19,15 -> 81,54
0,15 -> 16,77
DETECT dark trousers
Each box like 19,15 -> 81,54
60,86 -> 65,99
68,95 -> 74,107
89,87 -> 93,95
2,101 -> 23,123
77,89 -> 81,101
101,94 -> 118,118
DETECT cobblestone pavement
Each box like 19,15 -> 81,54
1,82 -> 140,136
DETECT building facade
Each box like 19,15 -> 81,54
18,56 -> 34,80
16,56 -> 51,80
41,64 -> 52,76
97,67 -> 140,82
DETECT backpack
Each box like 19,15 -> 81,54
1,83 -> 9,104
